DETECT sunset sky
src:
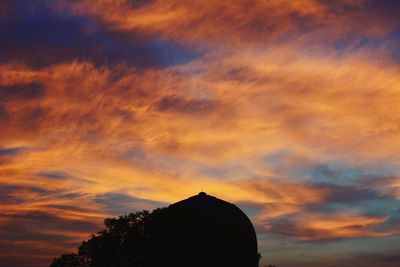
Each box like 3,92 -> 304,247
1,0 -> 400,266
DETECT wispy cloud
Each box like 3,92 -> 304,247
1,0 -> 400,266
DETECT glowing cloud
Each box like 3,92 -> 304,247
1,0 -> 400,266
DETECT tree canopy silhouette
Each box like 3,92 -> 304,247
51,209 -> 165,267
51,193 -> 260,267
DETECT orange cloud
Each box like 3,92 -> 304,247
2,1 -> 400,265
264,212 -> 397,240
57,0 -> 399,50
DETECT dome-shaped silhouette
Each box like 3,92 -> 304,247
150,192 -> 259,267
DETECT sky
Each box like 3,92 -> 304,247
0,0 -> 400,266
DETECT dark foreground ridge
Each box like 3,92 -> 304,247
51,192 -> 260,267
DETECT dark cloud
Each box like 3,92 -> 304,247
0,83 -> 47,130
59,192 -> 87,199
14,106 -> 47,131
36,171 -> 68,180
157,96 -> 215,114
0,250 -> 49,267
266,156 -> 394,186
95,193 -> 166,215
271,250 -> 400,267
0,0 -> 13,16
322,184 -> 383,203
0,0 -> 201,69
1,211 -> 99,234
0,147 -> 25,156
113,108 -> 135,122
307,163 -> 382,185
350,252 -> 400,267
263,217 -> 381,243
265,219 -> 319,240
303,182 -> 400,227
0,82 -> 45,102
358,252 -> 400,264
126,0 -> 154,9
0,210 -> 100,267
0,184 -> 83,205
318,0 -> 400,25
0,104 -> 9,121
46,204 -> 95,214
0,184 -> 28,205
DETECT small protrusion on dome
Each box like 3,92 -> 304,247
198,191 -> 207,197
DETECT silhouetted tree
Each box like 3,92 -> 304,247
51,209 -> 166,267
50,253 -> 81,266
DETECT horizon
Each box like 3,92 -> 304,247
1,0 -> 400,266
